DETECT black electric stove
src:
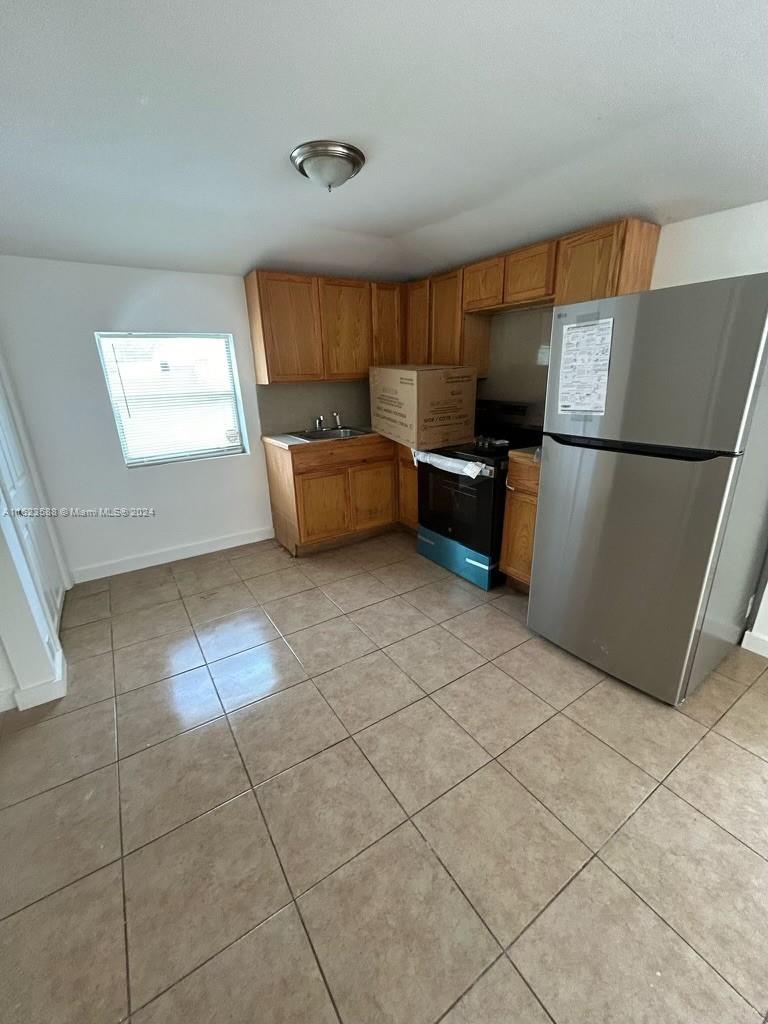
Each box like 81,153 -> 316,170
417,436 -> 510,590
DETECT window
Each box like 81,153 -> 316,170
95,333 -> 247,467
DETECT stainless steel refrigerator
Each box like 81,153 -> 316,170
528,274 -> 768,705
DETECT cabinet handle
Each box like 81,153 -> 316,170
506,483 -> 515,492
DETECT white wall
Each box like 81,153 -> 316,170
0,255 -> 273,580
651,200 -> 768,655
651,200 -> 768,289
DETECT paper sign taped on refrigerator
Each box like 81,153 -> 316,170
558,318 -> 614,415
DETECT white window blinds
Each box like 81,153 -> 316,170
95,333 -> 247,467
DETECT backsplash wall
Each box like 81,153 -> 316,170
256,380 -> 371,435
478,307 -> 552,407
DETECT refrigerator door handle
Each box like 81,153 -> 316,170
545,433 -> 740,462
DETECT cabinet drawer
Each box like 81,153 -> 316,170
292,436 -> 395,474
506,458 -> 540,494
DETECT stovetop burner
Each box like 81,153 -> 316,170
475,435 -> 510,450
438,437 -> 511,465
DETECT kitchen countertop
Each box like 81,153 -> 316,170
508,445 -> 541,462
262,429 -> 377,450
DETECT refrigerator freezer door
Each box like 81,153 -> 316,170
528,436 -> 739,704
544,274 -> 768,453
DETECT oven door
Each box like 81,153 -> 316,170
418,460 -> 498,555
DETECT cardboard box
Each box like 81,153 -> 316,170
370,365 -> 477,450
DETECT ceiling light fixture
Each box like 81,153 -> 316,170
290,140 -> 365,192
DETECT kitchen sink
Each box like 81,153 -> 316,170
292,427 -> 371,440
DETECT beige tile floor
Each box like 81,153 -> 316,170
1,531 -> 767,1023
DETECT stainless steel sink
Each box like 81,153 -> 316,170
292,427 -> 370,441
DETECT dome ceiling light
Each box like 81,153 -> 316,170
290,140 -> 365,192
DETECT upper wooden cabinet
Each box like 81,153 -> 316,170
245,271 -> 324,383
405,279 -> 430,365
319,277 -> 372,379
503,241 -> 557,305
246,216 -> 659,383
371,283 -> 403,366
554,218 -> 660,305
463,257 -> 504,310
429,269 -> 463,364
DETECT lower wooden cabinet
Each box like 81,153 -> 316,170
350,463 -> 396,529
396,447 -> 419,529
500,450 -> 541,587
263,434 -> 397,554
296,470 -> 350,543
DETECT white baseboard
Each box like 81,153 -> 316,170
11,649 -> 68,710
72,525 -> 275,583
741,629 -> 768,659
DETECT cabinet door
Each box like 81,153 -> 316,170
429,270 -> 463,364
463,257 -> 504,310
405,279 -> 430,364
372,283 -> 403,366
503,241 -> 556,305
319,278 -> 372,379
554,222 -> 624,305
296,470 -> 351,543
397,460 -> 419,529
247,271 -> 324,383
500,488 -> 538,585
350,463 -> 396,530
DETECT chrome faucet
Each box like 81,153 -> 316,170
314,415 -> 324,430
332,410 -> 342,429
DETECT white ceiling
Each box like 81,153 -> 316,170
2,0 -> 767,279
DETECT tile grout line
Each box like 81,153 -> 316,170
312,676 -> 507,939
597,855 -> 764,1016
42,552 -> 768,1019
111,639 -> 132,1021
307,674 -> 515,1017
218,698 -> 346,1024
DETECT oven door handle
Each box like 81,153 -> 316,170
413,451 -> 495,479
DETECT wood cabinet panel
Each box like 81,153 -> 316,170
350,463 -> 396,530
503,241 -> 556,305
246,271 -> 324,383
319,277 -> 372,379
291,435 -> 395,475
616,219 -> 661,295
461,314 -> 491,378
296,470 -> 350,542
397,460 -> 419,530
462,257 -> 504,310
429,269 -> 463,364
405,279 -> 430,364
554,223 -> 624,305
372,283 -> 403,366
500,489 -> 538,585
